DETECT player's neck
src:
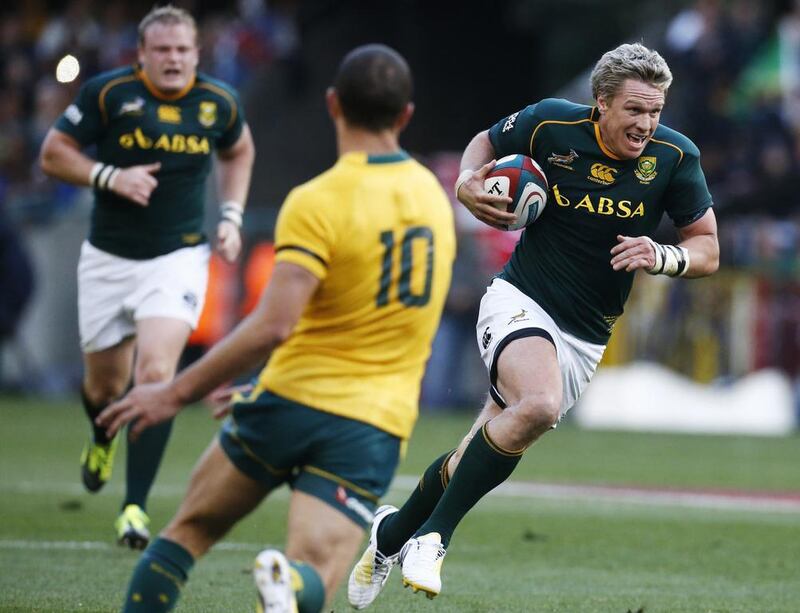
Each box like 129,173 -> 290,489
337,127 -> 401,157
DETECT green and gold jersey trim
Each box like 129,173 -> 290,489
366,150 -> 410,164
529,117 -> 594,157
98,74 -> 139,125
593,122 -> 624,161
196,82 -> 238,130
649,137 -> 685,164
138,66 -> 197,101
275,245 -> 328,267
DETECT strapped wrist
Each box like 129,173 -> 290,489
454,169 -> 473,200
220,200 -> 244,228
90,163 -> 119,190
645,237 -> 690,277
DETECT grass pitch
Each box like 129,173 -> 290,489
0,396 -> 798,612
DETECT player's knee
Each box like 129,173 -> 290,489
514,392 -> 561,435
83,379 -> 128,406
135,358 -> 175,385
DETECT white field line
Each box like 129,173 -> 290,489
391,476 -> 800,513
0,540 -> 260,552
2,476 -> 799,514
2,479 -> 799,553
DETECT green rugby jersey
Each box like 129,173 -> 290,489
55,65 -> 245,259
488,98 -> 712,344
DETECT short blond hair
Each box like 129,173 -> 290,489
138,5 -> 197,46
590,43 -> 672,101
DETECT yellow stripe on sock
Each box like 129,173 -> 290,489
480,424 -> 526,457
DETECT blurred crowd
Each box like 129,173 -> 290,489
2,0 -> 800,402
0,0 -> 297,226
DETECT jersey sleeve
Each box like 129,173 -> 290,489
216,87 -> 245,150
662,148 -> 714,227
487,103 -> 541,157
273,187 -> 337,280
53,78 -> 105,146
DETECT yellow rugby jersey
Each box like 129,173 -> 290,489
256,150 -> 455,439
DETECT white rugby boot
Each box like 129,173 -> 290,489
347,504 -> 400,609
399,532 -> 446,599
254,549 -> 298,613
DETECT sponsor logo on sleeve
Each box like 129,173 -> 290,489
502,112 -> 520,133
64,104 -> 83,125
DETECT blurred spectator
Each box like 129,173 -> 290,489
0,200 -> 35,388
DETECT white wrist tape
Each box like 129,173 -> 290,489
454,169 -> 473,200
90,163 -> 119,190
89,162 -> 103,186
645,237 -> 690,277
107,168 -> 121,191
220,200 -> 244,228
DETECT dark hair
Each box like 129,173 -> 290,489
333,44 -> 412,131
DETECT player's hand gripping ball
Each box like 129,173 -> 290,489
484,154 -> 548,231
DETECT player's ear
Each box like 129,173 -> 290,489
394,102 -> 415,132
596,95 -> 608,114
326,87 -> 341,121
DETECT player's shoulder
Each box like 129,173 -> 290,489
194,72 -> 241,106
649,122 -> 701,163
531,97 -> 594,122
405,157 -> 449,191
82,65 -> 138,93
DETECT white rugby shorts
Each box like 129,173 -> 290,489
476,278 -> 606,415
77,241 -> 210,353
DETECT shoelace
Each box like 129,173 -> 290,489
413,540 -> 446,566
360,549 -> 397,584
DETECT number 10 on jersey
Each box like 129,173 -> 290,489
376,226 -> 434,307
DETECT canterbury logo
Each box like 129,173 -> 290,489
589,163 -> 618,184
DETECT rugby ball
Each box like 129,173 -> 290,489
484,154 -> 548,231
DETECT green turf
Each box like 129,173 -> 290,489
0,396 -> 798,612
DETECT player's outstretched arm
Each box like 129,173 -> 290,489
610,208 -> 719,278
215,124 -> 256,263
97,261 -> 319,440
455,130 -> 515,229
39,128 -> 161,206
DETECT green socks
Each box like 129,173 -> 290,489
416,424 -> 522,547
289,559 -> 326,613
123,537 -> 194,612
121,540 -> 324,613
81,387 -> 111,445
376,449 -> 454,555
124,419 -> 173,510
